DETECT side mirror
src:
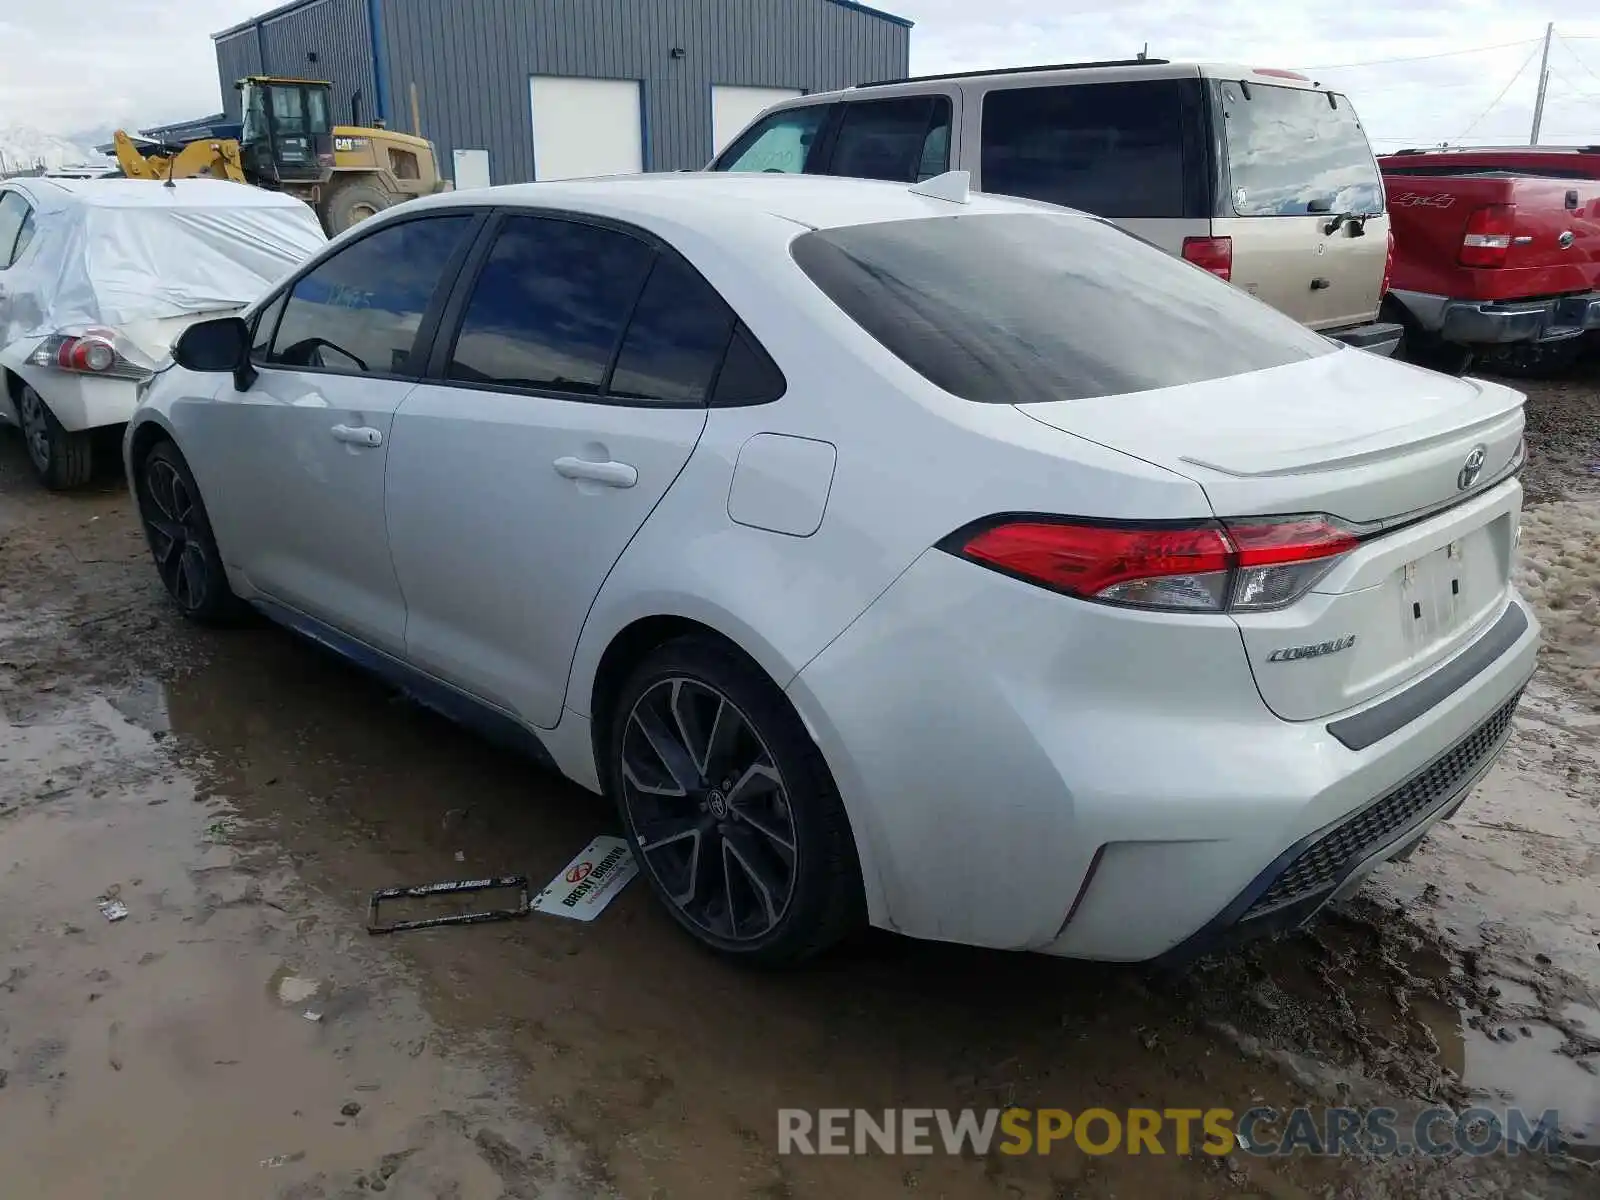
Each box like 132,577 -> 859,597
173,316 -> 256,389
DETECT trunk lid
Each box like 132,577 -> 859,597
1017,348 -> 1526,721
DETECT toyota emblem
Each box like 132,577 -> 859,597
1457,445 -> 1487,490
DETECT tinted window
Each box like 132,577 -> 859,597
10,209 -> 36,265
828,96 -> 952,183
0,192 -> 30,268
448,216 -> 653,394
1218,83 -> 1383,216
791,213 -> 1332,404
609,256 -> 735,404
715,105 -> 831,173
981,82 -> 1190,218
269,215 -> 470,375
713,325 -> 787,406
250,292 -> 289,361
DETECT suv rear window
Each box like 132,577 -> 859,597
1218,82 -> 1383,216
790,213 -> 1333,404
980,80 -> 1205,219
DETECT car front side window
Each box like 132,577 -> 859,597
267,215 -> 473,377
714,105 -> 832,173
0,192 -> 32,269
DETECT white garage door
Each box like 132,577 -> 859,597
711,85 -> 804,157
529,76 -> 643,181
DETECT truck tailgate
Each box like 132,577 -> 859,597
1384,172 -> 1600,300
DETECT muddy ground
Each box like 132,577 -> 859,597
1,368 -> 1597,1200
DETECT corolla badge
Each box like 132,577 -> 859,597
1458,444 -> 1487,491
1267,634 -> 1357,663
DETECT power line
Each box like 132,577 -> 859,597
1296,38 -> 1537,72
1544,68 -> 1600,101
1555,32 -> 1600,85
1458,43 -> 1542,139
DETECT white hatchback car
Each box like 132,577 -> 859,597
126,173 -> 1538,965
0,177 -> 325,488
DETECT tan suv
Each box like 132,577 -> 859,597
709,59 -> 1401,355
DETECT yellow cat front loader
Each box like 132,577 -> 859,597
113,76 -> 449,235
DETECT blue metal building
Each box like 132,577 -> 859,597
211,0 -> 911,184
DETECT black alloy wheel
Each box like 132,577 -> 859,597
610,637 -> 862,964
135,442 -> 242,625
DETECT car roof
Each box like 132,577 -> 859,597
2,176 -> 315,214
395,171 -> 1071,236
778,60 -> 1327,104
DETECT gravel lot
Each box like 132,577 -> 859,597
0,363 -> 1595,1199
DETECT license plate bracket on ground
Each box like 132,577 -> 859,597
366,874 -> 530,934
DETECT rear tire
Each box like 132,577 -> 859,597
1474,338 -> 1585,379
133,440 -> 247,626
17,384 -> 93,490
321,180 -> 396,235
606,636 -> 863,966
1394,332 -> 1474,377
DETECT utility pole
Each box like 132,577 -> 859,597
1530,21 -> 1553,145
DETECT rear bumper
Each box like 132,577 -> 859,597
1392,288 -> 1600,345
1327,320 -> 1403,356
786,540 -> 1542,962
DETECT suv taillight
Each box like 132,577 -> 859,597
1181,235 -> 1232,280
943,515 -> 1361,613
1459,204 -> 1515,268
1381,227 -> 1395,294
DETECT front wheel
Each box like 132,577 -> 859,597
134,441 -> 246,626
607,637 -> 863,965
17,384 -> 93,489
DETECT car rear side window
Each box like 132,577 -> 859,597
980,80 -> 1200,219
791,212 -> 1333,404
268,215 -> 471,376
827,96 -> 953,183
447,216 -> 655,395
714,105 -> 832,173
609,255 -> 736,405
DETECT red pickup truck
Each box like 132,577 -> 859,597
1377,152 -> 1600,373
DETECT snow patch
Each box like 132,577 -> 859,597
1516,498 -> 1600,699
0,125 -> 99,173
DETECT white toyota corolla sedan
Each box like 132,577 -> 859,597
125,172 -> 1538,965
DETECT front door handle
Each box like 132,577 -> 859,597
553,456 -> 638,488
331,423 -> 383,447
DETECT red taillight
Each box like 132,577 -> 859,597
948,515 -> 1360,613
1252,68 -> 1311,81
1381,227 -> 1395,295
1459,204 -> 1515,268
55,335 -> 117,373
1182,235 -> 1232,281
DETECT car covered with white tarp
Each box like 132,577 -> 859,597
0,177 -> 326,488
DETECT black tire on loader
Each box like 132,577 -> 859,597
321,180 -> 396,236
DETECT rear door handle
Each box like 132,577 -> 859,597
331,423 -> 382,447
553,456 -> 637,488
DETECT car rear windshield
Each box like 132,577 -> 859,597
1217,82 -> 1383,217
789,212 -> 1333,404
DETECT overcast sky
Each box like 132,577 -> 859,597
3,0 -> 1598,148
